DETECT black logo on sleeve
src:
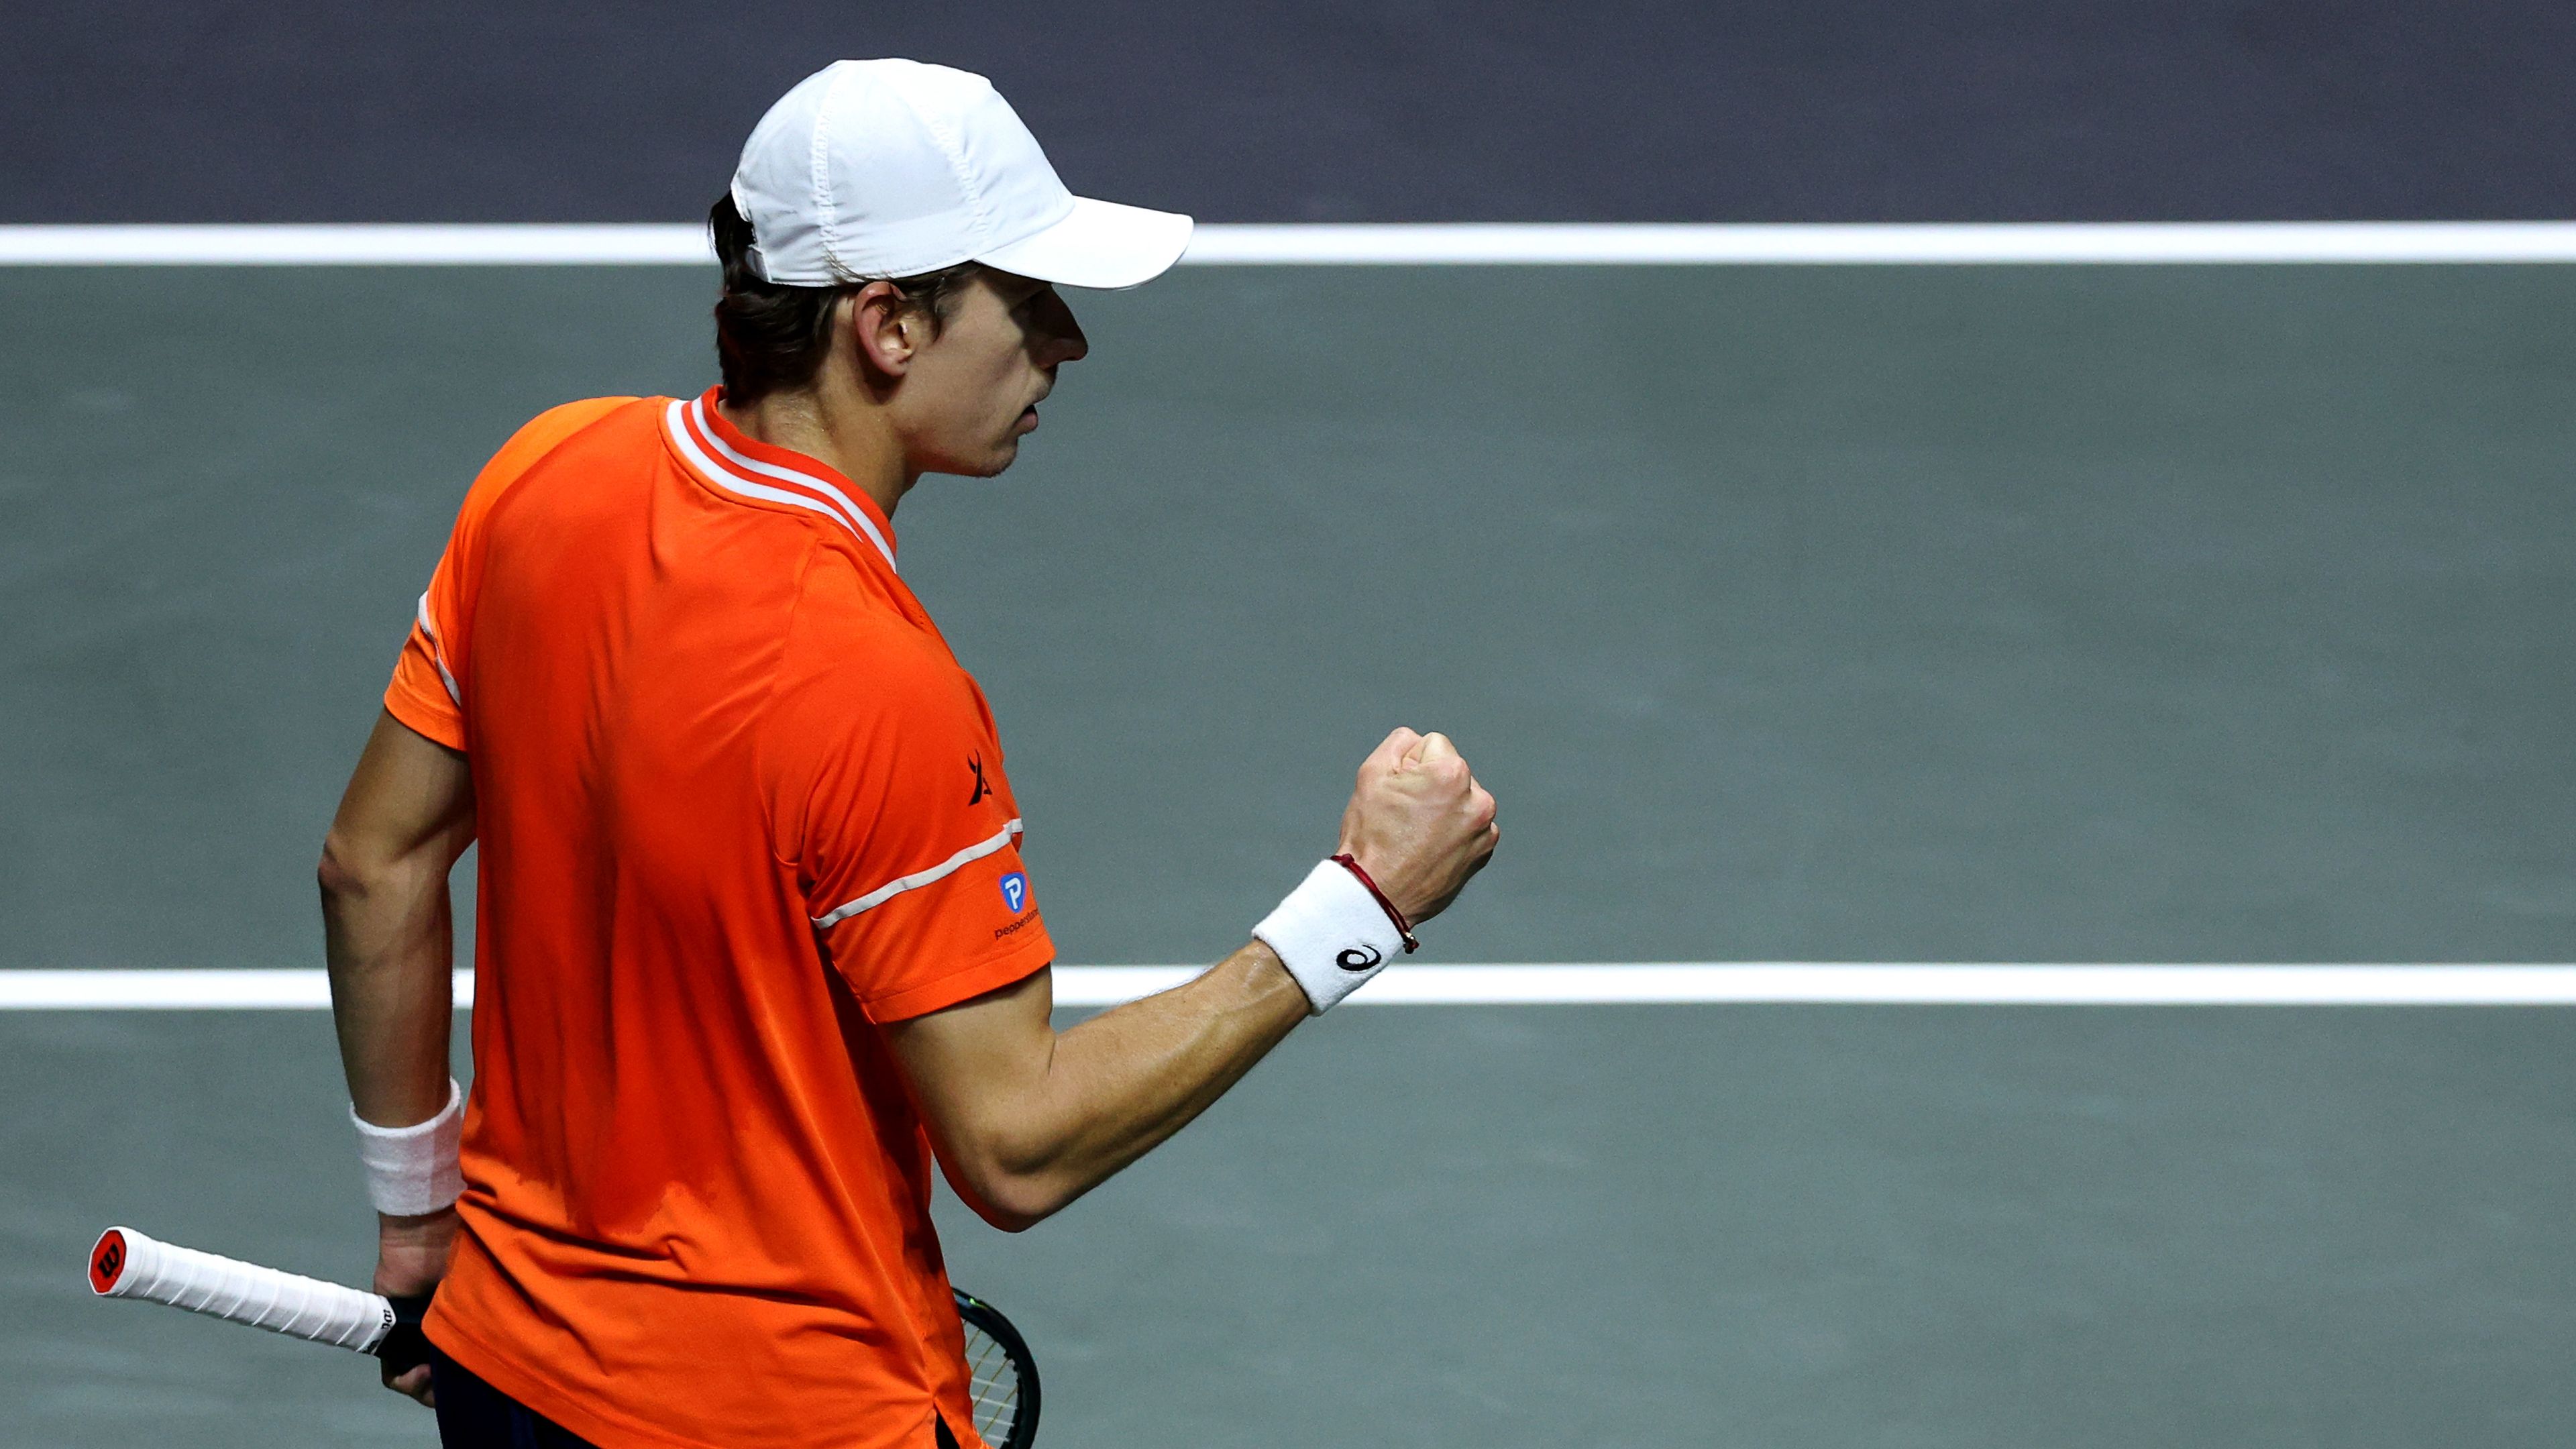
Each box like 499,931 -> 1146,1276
1336,946 -> 1383,972
967,754 -> 991,806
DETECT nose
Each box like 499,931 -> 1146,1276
1031,288 -> 1088,368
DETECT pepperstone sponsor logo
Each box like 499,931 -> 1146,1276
998,871 -> 1028,913
992,907 -> 1040,940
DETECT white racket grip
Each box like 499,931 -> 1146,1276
89,1226 -> 394,1354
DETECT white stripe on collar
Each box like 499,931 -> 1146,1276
662,398 -> 898,572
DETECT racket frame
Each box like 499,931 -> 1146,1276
953,1288 -> 1042,1449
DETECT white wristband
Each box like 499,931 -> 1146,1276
351,1078 -> 465,1216
1253,860 -> 1410,1014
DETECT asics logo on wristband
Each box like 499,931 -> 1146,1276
1254,860 -> 1406,1014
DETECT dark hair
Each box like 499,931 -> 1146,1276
708,195 -> 979,405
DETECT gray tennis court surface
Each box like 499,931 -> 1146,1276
5,261 -> 2575,1445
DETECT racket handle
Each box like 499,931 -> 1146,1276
89,1226 -> 395,1355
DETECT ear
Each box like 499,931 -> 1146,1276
843,280 -> 924,378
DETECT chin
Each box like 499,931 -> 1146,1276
975,439 -> 1023,477
929,451 -> 1016,480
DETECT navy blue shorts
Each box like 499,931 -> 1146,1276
428,1350 -> 962,1448
429,1349 -> 596,1449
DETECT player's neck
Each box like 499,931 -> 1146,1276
716,384 -> 915,518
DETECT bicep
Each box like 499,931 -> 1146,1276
883,965 -> 1057,1136
882,967 -> 1061,1222
323,710 -> 476,879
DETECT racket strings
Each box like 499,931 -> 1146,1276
960,1323 -> 1021,1442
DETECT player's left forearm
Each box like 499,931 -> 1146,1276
321,855 -> 459,1128
319,712 -> 476,1128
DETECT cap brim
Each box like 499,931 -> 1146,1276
977,196 -> 1193,290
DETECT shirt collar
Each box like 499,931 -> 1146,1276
663,387 -> 898,572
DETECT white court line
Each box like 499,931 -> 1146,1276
5,965 -> 2575,1010
7,222 -> 2576,267
1185,223 -> 2576,266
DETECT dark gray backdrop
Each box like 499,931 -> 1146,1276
12,1 -> 2576,225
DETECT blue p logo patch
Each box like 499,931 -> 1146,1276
999,871 -> 1029,914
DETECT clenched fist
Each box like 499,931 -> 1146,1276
1336,728 -> 1499,928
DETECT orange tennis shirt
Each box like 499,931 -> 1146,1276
383,390 -> 1055,1449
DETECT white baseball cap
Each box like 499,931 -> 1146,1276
729,59 -> 1193,290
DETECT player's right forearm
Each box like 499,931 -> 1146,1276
892,728 -> 1500,1231
996,941 -> 1312,1219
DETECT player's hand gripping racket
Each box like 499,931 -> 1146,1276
89,1225 -> 1042,1448
87,1226 -> 433,1373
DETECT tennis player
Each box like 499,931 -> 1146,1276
318,59 -> 1498,1449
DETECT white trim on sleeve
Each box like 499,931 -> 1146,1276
812,818 -> 1026,928
415,592 -> 462,707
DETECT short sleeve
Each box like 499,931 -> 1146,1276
384,566 -> 468,749
775,618 -> 1054,1022
380,396 -> 638,753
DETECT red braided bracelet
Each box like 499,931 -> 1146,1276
1330,853 -> 1419,953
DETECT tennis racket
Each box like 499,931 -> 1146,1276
89,1225 -> 1042,1448
953,1287 -> 1041,1449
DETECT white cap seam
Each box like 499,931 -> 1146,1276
916,107 -> 994,249
809,63 -> 852,280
